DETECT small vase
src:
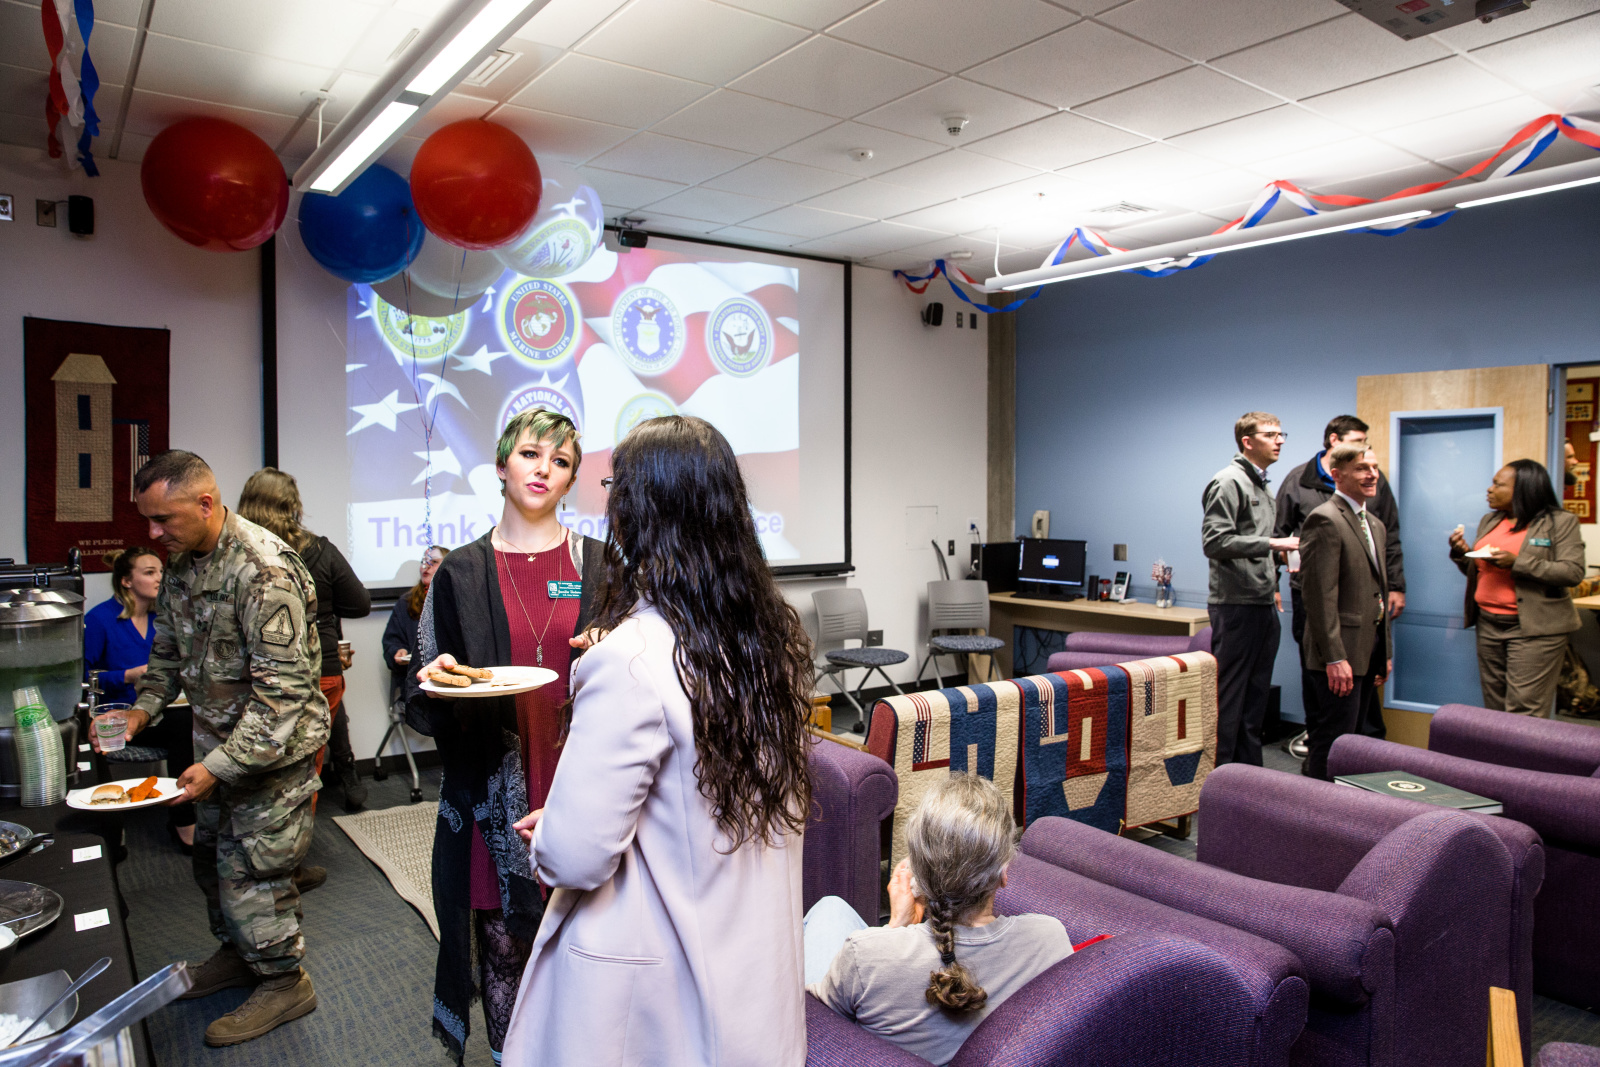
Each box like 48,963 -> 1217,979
1156,582 -> 1174,608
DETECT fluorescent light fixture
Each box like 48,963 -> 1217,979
1002,257 -> 1175,289
293,0 -> 550,196
1188,210 -> 1432,257
408,0 -> 533,95
307,101 -> 419,193
1455,173 -> 1600,209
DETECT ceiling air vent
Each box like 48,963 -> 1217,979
461,49 -> 520,88
1086,201 -> 1159,220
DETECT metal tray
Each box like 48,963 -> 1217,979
0,970 -> 77,1046
0,825 -> 33,864
0,882 -> 63,940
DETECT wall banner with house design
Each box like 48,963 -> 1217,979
24,317 -> 170,571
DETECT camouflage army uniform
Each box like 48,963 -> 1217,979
134,510 -> 330,977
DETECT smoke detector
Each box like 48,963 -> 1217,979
942,115 -> 970,138
848,148 -> 874,162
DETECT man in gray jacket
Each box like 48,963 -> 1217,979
1203,412 -> 1300,766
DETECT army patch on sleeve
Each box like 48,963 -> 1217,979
261,605 -> 296,647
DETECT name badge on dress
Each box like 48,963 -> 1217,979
548,580 -> 581,599
1530,538 -> 1552,547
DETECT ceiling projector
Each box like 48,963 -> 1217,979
1340,0 -> 1535,39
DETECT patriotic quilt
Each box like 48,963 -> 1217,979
1017,669 -> 1130,834
1118,652 -> 1216,830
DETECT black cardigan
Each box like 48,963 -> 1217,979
300,535 -> 372,677
410,528 -> 601,1063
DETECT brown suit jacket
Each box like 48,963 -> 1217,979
1301,494 -> 1392,675
1451,508 -> 1585,635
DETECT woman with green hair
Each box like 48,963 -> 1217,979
411,408 -> 603,1065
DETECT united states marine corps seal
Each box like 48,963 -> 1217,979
705,296 -> 773,378
611,286 -> 684,376
499,278 -> 580,366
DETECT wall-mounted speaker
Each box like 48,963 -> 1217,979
67,195 -> 93,236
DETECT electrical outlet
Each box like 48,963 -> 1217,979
865,630 -> 883,647
947,539 -> 955,556
36,199 -> 56,227
0,195 -> 12,222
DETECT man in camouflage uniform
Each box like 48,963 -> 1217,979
124,451 -> 330,1046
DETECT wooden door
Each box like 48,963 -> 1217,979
1357,364 -> 1551,747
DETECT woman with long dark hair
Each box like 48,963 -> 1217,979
382,544 -> 447,703
500,415 -> 814,1067
412,409 -> 603,1066
1449,457 -> 1586,714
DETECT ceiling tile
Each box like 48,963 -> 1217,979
317,71 -> 379,126
771,120 -> 946,175
1098,210 -> 1223,247
800,178 -> 952,216
875,149 -> 1038,195
636,211 -> 723,235
744,204 -> 873,238
588,132 -> 754,185
642,186 -> 784,223
0,3 -> 48,72
149,0 -> 382,70
652,90 -> 837,154
1469,12 -> 1600,90
859,250 -> 944,272
856,77 -> 1056,145
577,0 -> 807,85
1126,168 -> 1271,213
376,135 -> 425,174
123,89 -> 297,145
1431,0 -> 1599,50
1166,105 -> 1354,166
1374,95 -> 1555,163
708,225 -> 804,248
1302,57 -> 1523,133
965,21 -> 1189,108
575,166 -> 687,210
1056,142 -> 1230,192
112,130 -> 154,163
85,0 -> 143,27
830,0 -> 1075,74
1099,0 -> 1344,60
1211,13 -> 1451,100
511,0 -> 631,49
889,198 -> 997,233
492,105 -> 634,164
0,63 -> 49,118
702,157 -> 856,199
793,219 -> 946,255
959,172 -> 1110,218
1249,135 -> 1426,187
509,54 -> 709,128
1323,160 -> 1457,201
963,109 -> 1148,170
409,92 -> 497,137
716,0 -> 876,30
135,36 -> 327,118
338,10 -> 431,77
1075,66 -> 1279,139
730,36 -> 942,117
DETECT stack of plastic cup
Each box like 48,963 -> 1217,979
12,686 -> 66,808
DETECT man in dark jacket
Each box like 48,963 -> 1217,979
1275,416 -> 1405,751
1203,412 -> 1301,767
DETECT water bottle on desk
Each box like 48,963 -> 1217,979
13,685 -> 66,807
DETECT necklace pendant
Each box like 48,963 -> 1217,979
528,554 -> 535,562
536,645 -> 543,666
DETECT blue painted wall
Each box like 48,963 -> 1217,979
1012,184 -> 1600,721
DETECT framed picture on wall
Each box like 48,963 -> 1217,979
24,317 -> 171,572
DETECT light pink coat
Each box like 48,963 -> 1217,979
502,606 -> 807,1067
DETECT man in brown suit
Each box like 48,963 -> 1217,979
1300,444 -> 1393,780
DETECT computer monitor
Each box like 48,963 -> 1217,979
1018,538 -> 1087,596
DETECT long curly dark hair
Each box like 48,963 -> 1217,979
589,415 -> 814,849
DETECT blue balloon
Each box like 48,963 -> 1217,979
298,164 -> 424,284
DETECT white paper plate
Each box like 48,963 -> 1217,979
1464,548 -> 1497,558
419,666 -> 558,697
66,776 -> 179,811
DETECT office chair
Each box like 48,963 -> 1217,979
812,587 -> 907,729
916,579 -> 1004,688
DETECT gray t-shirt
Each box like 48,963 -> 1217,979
807,915 -> 1073,1066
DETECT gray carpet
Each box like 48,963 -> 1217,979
121,767 -> 496,1067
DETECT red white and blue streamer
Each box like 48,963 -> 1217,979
897,112 -> 1600,312
40,0 -> 99,175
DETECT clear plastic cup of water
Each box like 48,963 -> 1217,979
94,703 -> 132,753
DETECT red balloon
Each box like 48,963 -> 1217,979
140,117 -> 288,252
410,120 -> 541,251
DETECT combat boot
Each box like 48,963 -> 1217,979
178,943 -> 259,1000
203,968 -> 317,1047
292,864 -> 326,893
336,760 -> 368,812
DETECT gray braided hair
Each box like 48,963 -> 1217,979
906,773 -> 1016,1013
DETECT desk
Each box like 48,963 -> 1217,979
1573,594 -> 1600,610
988,593 -> 1211,678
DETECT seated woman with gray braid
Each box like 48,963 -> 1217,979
805,774 -> 1073,1065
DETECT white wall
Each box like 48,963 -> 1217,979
1,147 -> 987,758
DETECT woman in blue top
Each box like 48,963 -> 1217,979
84,547 -> 196,850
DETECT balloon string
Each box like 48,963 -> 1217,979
398,219 -> 437,557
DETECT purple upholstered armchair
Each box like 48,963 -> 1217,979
1046,626 -> 1213,673
1014,764 -> 1540,1067
1541,1044 -> 1600,1066
805,931 -> 1299,1067
805,737 -> 897,926
1328,703 -> 1600,1012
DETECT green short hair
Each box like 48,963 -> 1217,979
496,409 -> 582,488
